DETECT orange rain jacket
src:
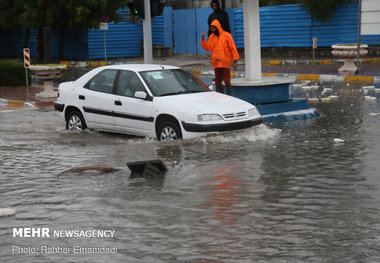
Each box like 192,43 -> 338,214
201,19 -> 239,69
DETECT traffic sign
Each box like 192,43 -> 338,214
100,14 -> 109,23
23,48 -> 30,68
312,38 -> 317,66
313,38 -> 317,49
99,22 -> 108,30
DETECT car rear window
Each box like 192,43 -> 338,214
84,69 -> 117,94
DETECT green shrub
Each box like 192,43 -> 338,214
0,60 -> 31,86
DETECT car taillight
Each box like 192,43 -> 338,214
57,92 -> 60,97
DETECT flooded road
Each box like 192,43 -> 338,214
0,82 -> 380,262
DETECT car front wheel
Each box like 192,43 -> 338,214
66,110 -> 86,131
158,121 -> 182,141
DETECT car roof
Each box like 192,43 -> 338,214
98,64 -> 181,72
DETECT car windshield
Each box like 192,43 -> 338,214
140,69 -> 210,96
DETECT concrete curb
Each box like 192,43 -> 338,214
0,98 -> 40,111
262,57 -> 380,66
7,100 -> 24,107
0,98 -> 25,108
60,57 -> 380,68
60,61 -> 122,68
191,70 -> 380,84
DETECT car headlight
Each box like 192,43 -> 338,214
197,114 -> 223,121
248,108 -> 259,116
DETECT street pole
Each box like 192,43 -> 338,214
357,0 -> 362,73
312,38 -> 317,67
25,69 -> 29,86
104,30 -> 107,62
143,0 -> 153,64
243,0 -> 261,81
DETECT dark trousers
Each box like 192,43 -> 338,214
214,67 -> 231,95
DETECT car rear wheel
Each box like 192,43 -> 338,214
66,110 -> 86,131
158,121 -> 182,141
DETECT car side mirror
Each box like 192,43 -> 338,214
208,84 -> 214,91
134,91 -> 147,99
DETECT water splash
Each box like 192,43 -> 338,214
79,124 -> 281,146
191,124 -> 280,144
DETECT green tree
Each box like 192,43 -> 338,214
299,0 -> 357,21
47,0 -> 127,60
0,0 -> 31,48
0,0 -> 25,31
0,0 -> 127,62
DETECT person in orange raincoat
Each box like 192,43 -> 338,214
201,19 -> 239,95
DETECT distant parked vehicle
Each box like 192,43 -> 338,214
54,64 -> 262,140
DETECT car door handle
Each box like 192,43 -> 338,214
115,101 -> 122,106
79,95 -> 85,100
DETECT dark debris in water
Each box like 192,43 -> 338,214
57,166 -> 121,176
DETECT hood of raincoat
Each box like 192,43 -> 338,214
210,19 -> 224,35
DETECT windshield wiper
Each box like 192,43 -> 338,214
185,90 -> 204,93
160,91 -> 186,96
160,90 -> 202,96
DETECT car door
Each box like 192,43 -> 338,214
78,69 -> 117,129
113,70 -> 154,136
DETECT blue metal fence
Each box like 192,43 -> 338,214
87,6 -> 172,59
152,6 -> 173,47
0,7 -> 172,60
0,28 -> 38,58
311,3 -> 380,46
173,9 -> 197,54
235,5 -> 313,48
50,29 -> 88,59
233,2 -> 380,49
88,23 -> 143,59
196,8 -> 212,55
1,3 -> 379,59
175,7 -> 236,55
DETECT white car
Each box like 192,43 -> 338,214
54,64 -> 262,140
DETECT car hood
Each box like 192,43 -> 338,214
155,91 -> 255,114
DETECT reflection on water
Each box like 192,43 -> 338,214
0,82 -> 380,262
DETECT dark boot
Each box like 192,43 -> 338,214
226,86 -> 232,96
216,86 -> 224,93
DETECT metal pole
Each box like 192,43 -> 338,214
243,0 -> 262,81
143,0 -> 153,64
104,30 -> 107,62
25,68 -> 29,86
357,0 -> 362,73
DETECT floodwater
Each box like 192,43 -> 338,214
0,81 -> 380,262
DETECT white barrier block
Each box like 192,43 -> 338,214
0,208 -> 16,217
364,96 -> 377,101
334,138 -> 345,143
321,97 -> 331,103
